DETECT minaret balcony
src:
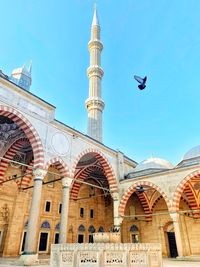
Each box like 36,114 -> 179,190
88,40 -> 103,51
87,65 -> 104,78
85,97 -> 105,111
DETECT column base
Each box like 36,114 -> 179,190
18,253 -> 39,266
175,256 -> 184,260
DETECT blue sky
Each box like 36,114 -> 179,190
1,0 -> 200,165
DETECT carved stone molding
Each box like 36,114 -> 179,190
88,40 -> 103,51
87,66 -> 104,78
33,168 -> 47,180
50,243 -> 162,267
85,97 -> 105,111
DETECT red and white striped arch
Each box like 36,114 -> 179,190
119,181 -> 171,217
70,165 -> 106,199
45,157 -> 70,178
16,160 -> 34,189
0,138 -> 29,184
0,106 -> 44,168
136,191 -> 152,221
71,149 -> 118,199
172,170 -> 200,212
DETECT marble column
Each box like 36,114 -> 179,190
112,192 -> 121,230
23,168 -> 46,255
170,212 -> 183,257
59,177 -> 71,244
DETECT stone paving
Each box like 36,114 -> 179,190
0,258 -> 200,267
163,258 -> 200,266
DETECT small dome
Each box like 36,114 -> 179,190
134,157 -> 173,172
183,145 -> 200,161
11,65 -> 31,78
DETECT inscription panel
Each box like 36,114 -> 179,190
78,251 -> 98,267
61,251 -> 74,267
104,251 -> 126,266
129,251 -> 148,267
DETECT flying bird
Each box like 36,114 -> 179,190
134,75 -> 147,90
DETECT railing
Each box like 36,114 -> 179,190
51,243 -> 162,267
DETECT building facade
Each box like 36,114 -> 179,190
0,7 -> 200,260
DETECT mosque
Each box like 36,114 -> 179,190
0,7 -> 200,261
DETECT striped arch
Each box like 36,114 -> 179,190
119,181 -> 171,218
70,165 -> 107,199
136,191 -> 152,221
16,160 -> 34,189
151,195 -> 164,210
45,157 -> 70,178
0,106 -> 44,168
71,148 -> 118,199
0,138 -> 29,184
172,170 -> 200,212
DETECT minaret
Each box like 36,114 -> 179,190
85,6 -> 104,142
10,61 -> 32,91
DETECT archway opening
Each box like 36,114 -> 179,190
0,114 -> 39,256
174,173 -> 200,256
69,152 -> 115,243
163,221 -> 178,258
120,184 -> 171,257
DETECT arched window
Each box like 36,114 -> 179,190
55,223 -> 60,230
130,225 -> 139,232
98,226 -> 104,232
130,224 -> 139,243
88,225 -> 95,233
78,224 -> 85,232
41,221 -> 50,229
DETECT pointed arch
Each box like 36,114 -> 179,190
71,165 -> 107,199
0,106 -> 44,168
172,170 -> 200,212
0,138 -> 30,184
41,221 -> 51,229
119,181 -> 171,218
136,191 -> 152,221
45,157 -> 70,178
16,160 -> 34,189
71,148 -> 118,199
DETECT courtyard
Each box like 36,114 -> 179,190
0,257 -> 200,267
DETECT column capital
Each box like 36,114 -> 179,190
33,168 -> 46,180
170,212 -> 180,222
62,177 -> 71,188
111,192 -> 119,201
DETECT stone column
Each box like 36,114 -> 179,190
20,168 -> 46,265
24,168 -> 46,254
112,192 -> 121,230
59,177 -> 71,244
170,212 -> 183,257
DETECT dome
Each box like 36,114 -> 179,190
134,157 -> 173,172
11,65 -> 31,78
183,145 -> 200,161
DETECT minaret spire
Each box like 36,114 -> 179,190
92,4 -> 99,26
85,6 -> 104,142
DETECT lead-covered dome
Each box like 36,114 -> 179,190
177,145 -> 200,167
134,157 -> 173,172
125,157 -> 173,179
183,146 -> 200,161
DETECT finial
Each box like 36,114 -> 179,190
92,3 -> 99,26
28,60 -> 32,74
